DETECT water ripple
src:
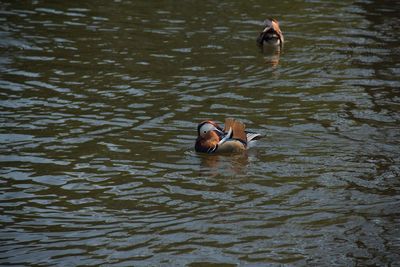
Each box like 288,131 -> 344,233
1,0 -> 400,266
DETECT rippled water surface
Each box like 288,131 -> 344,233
1,0 -> 400,265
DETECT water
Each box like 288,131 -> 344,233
1,0 -> 400,265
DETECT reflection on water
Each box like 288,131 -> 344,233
197,151 -> 252,176
1,0 -> 400,265
261,46 -> 282,67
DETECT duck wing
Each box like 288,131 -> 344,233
223,118 -> 235,132
224,118 -> 247,144
271,19 -> 284,44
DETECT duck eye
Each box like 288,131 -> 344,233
203,130 -> 207,134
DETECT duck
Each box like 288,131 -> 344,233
256,18 -> 284,48
195,118 -> 262,153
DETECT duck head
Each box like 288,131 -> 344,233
197,120 -> 224,138
195,121 -> 234,153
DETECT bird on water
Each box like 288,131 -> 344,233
256,18 -> 284,48
195,118 -> 262,154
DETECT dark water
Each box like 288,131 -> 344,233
1,0 -> 400,265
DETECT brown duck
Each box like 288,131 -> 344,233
195,118 -> 262,154
256,18 -> 284,48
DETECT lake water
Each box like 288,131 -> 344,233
1,0 -> 400,266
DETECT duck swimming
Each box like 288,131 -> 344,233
195,118 -> 262,154
256,18 -> 284,48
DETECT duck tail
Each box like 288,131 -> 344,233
246,132 -> 263,142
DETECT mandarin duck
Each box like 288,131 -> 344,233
195,118 -> 262,153
256,18 -> 284,48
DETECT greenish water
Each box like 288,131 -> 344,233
1,0 -> 400,266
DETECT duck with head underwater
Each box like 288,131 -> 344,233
195,118 -> 263,154
256,18 -> 284,48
